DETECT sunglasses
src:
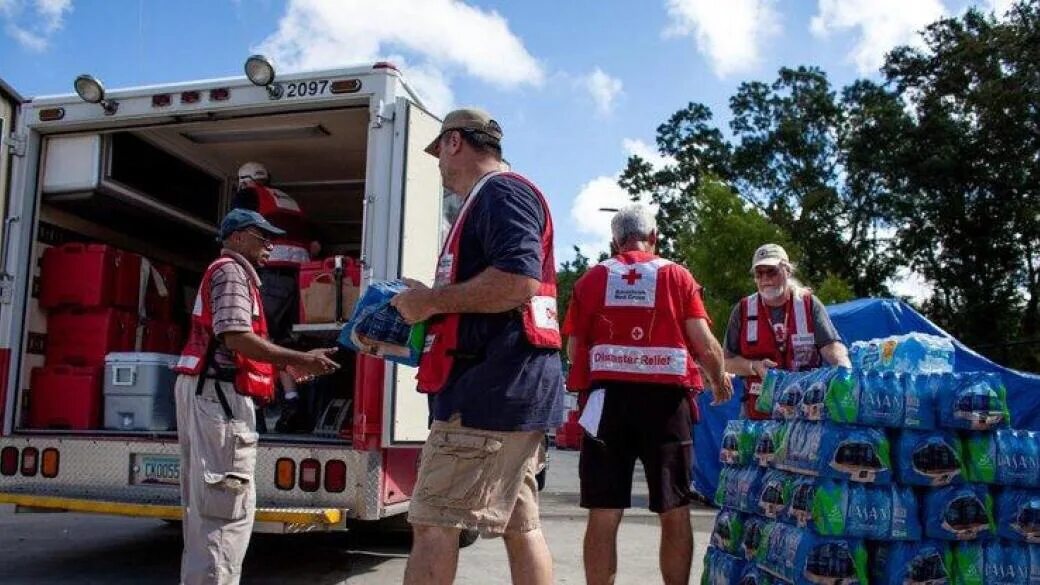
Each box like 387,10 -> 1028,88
753,266 -> 780,278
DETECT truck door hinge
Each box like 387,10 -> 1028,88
0,274 -> 14,304
370,100 -> 393,128
7,133 -> 26,157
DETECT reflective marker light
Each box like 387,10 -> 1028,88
372,61 -> 399,72
21,447 -> 38,477
209,88 -> 230,101
38,108 -> 65,121
324,460 -> 347,493
245,55 -> 276,87
0,447 -> 17,476
275,458 -> 295,491
152,94 -> 171,108
299,458 -> 321,492
180,91 -> 201,104
330,79 -> 362,94
41,448 -> 59,479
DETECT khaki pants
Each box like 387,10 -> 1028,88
175,375 -> 259,585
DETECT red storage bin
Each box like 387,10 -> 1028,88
29,366 -> 103,430
40,244 -> 142,310
140,319 -> 184,354
46,308 -> 137,367
144,262 -> 178,320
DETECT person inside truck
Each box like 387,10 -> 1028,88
232,161 -> 322,433
391,108 -> 564,585
173,208 -> 339,585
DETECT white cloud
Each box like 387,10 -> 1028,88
887,267 -> 933,304
810,0 -> 946,74
984,0 -> 1015,17
1,0 -> 71,51
568,140 -> 667,256
257,0 -> 543,116
581,68 -> 623,115
663,0 -> 781,77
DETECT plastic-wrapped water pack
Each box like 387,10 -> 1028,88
894,429 -> 965,487
756,523 -> 869,585
784,477 -> 920,540
754,469 -> 795,519
996,488 -> 1040,543
715,466 -> 763,513
903,372 -> 945,430
857,370 -> 905,428
754,420 -> 787,467
800,367 -> 858,424
779,421 -> 892,484
851,332 -> 955,374
871,540 -> 954,585
963,428 -> 1040,486
952,540 -> 1040,585
735,565 -> 778,585
702,546 -> 747,585
938,371 -> 1010,431
710,508 -> 746,556
754,368 -> 785,421
923,484 -> 995,541
720,420 -> 760,467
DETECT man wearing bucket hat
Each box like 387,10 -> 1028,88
392,108 -> 564,585
723,243 -> 850,420
173,208 -> 339,585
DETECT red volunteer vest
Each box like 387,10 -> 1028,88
416,172 -> 562,394
254,185 -> 310,268
175,256 -> 276,404
566,255 -> 704,391
738,292 -> 819,419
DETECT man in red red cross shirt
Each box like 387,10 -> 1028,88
562,204 -> 732,585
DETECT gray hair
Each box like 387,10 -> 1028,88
611,204 -> 657,245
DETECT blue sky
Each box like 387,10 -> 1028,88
0,0 -> 1014,288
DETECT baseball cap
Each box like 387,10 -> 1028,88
219,208 -> 286,240
424,108 -> 503,157
751,243 -> 789,270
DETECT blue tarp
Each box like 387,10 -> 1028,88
692,297 -> 1040,499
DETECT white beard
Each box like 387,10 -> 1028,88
761,286 -> 786,302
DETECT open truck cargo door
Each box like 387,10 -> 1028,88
384,98 -> 441,446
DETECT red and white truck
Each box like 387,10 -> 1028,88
0,57 -> 448,533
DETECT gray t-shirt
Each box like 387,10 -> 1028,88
723,294 -> 841,358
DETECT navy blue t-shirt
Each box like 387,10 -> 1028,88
430,174 -> 565,432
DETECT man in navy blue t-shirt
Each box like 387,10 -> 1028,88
392,108 -> 563,585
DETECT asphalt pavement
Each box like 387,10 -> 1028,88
0,449 -> 716,584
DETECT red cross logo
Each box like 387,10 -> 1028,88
623,269 -> 642,286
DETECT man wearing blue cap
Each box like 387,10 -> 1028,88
173,209 -> 339,585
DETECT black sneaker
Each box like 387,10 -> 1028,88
274,398 -> 313,434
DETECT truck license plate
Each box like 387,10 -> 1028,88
132,454 -> 181,486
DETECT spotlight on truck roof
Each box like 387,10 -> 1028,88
244,55 -> 281,99
74,74 -> 118,115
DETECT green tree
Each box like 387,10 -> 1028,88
876,2 -> 1040,367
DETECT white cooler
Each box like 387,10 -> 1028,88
103,352 -> 179,431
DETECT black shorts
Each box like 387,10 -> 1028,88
259,268 -> 299,344
579,382 -> 693,513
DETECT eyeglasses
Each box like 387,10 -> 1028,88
242,230 -> 273,248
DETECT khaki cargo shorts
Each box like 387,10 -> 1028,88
408,415 -> 545,537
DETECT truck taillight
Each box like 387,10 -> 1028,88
324,460 -> 346,493
373,61 -> 399,72
299,459 -> 320,492
21,447 -> 38,476
275,458 -> 295,491
41,448 -> 59,478
180,91 -> 201,104
152,94 -> 171,107
0,447 -> 17,476
209,88 -> 230,101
